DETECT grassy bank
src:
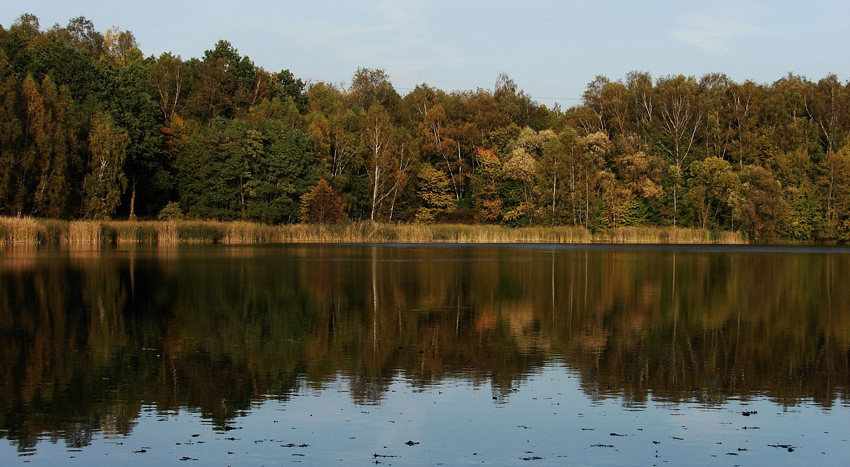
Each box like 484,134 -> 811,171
0,216 -> 747,247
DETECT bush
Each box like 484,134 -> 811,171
158,202 -> 184,221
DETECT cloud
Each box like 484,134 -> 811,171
671,4 -> 763,56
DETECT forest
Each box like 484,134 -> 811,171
2,14 -> 850,242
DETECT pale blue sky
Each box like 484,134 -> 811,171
3,0 -> 848,109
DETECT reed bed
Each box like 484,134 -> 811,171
68,221 -> 107,245
273,223 -> 593,243
597,226 -> 746,244
1,216 -> 749,247
0,216 -> 42,245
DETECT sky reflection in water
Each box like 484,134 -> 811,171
14,367 -> 850,466
1,244 -> 849,465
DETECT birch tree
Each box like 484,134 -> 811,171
362,105 -> 410,221
655,75 -> 704,225
83,113 -> 129,219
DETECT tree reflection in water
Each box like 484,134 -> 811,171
1,244 -> 848,450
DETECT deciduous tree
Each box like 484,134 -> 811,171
300,179 -> 347,223
685,156 -> 739,229
83,112 -> 128,219
655,74 -> 704,225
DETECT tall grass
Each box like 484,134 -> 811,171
0,216 -> 42,245
274,223 -> 595,243
597,226 -> 746,244
272,223 -> 592,243
1,216 -> 749,247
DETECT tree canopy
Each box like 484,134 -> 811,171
3,13 -> 850,241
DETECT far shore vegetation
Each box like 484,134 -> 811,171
2,14 -> 850,245
1,216 -> 746,246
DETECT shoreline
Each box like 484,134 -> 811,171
0,216 -> 750,246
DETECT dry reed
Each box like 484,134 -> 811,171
68,221 -> 103,244
274,223 -> 592,244
1,216 -> 748,247
0,216 -> 42,245
598,226 -> 746,244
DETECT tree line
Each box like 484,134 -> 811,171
2,14 -> 850,241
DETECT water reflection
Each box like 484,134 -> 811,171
1,244 -> 849,451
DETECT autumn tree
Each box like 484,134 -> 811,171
772,147 -> 817,239
727,80 -> 764,169
817,147 -> 850,240
0,50 -> 21,215
415,164 -> 455,223
550,129 -> 587,226
579,75 -> 631,136
300,178 -> 347,223
501,148 -> 537,224
499,127 -> 555,224
28,75 -> 75,217
804,74 -> 849,154
305,82 -> 363,180
577,131 -> 613,229
762,74 -> 820,156
183,40 -> 268,123
699,73 -> 735,161
654,75 -> 704,225
361,104 -> 412,221
63,16 -> 105,58
494,72 -> 547,129
470,148 -> 503,222
350,68 -> 400,115
609,137 -> 664,226
420,104 -> 465,200
104,26 -> 139,64
734,165 -> 790,242
11,74 -> 77,217
149,52 -> 185,123
537,131 -> 570,222
625,71 -> 655,138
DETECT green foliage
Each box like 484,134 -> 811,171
102,56 -> 168,218
83,112 -> 129,219
176,222 -> 225,242
157,201 -> 183,220
2,13 -> 850,241
177,118 -> 317,223
685,156 -> 739,229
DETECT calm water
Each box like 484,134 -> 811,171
1,243 -> 849,465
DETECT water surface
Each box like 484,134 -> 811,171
1,244 -> 849,465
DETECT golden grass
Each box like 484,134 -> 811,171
0,216 -> 42,245
597,226 -> 746,244
274,223 -> 592,244
0,216 -> 747,247
68,221 -> 104,244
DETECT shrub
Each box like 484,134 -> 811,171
158,202 -> 184,221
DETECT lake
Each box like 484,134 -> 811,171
1,243 -> 849,465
